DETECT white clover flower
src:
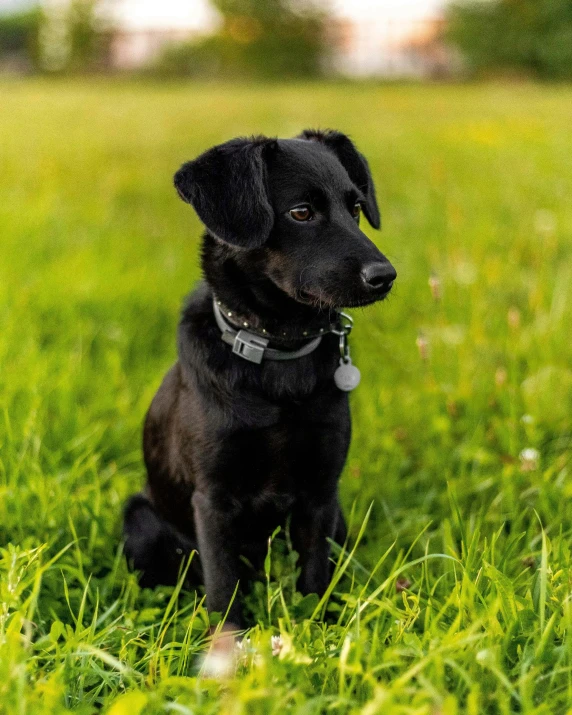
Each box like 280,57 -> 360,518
271,635 -> 284,657
476,648 -> 492,664
416,333 -> 429,361
519,447 -> 540,471
428,274 -> 441,301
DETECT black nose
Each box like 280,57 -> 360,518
361,262 -> 397,291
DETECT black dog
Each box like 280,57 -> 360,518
123,130 -> 396,628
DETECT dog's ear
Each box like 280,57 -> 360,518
298,129 -> 380,229
174,137 -> 277,249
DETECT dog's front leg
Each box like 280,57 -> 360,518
192,490 -> 243,628
292,499 -> 341,598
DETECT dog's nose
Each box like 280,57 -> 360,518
361,262 -> 397,291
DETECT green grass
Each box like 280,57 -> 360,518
1,79 -> 572,714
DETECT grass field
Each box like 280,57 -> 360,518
1,79 -> 572,714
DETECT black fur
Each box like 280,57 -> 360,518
174,137 -> 277,249
124,130 -> 397,628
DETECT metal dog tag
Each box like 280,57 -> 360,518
332,312 -> 360,391
334,358 -> 361,392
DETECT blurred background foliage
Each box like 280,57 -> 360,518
448,0 -> 572,80
155,0 -> 326,79
1,0 -> 572,80
0,0 -> 327,77
0,6 -> 41,64
0,0 -> 113,72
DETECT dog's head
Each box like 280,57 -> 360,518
174,130 -> 396,309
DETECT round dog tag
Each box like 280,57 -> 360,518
334,358 -> 361,391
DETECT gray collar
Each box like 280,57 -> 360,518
213,298 -> 324,364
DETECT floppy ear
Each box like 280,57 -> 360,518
174,137 -> 276,249
298,129 -> 381,229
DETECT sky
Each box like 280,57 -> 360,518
0,0 -> 448,29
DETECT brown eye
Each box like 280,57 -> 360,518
289,206 -> 313,222
352,202 -> 362,219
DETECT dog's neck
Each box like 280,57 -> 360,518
201,235 -> 336,344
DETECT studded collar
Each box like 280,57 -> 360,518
212,297 -> 325,364
212,296 -> 335,343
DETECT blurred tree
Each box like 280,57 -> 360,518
66,0 -> 112,71
40,0 -> 113,72
0,0 -> 113,73
0,8 -> 42,70
447,0 -> 572,79
154,0 -> 328,79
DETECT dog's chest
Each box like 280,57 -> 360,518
248,423 -> 309,510
229,402 -> 351,516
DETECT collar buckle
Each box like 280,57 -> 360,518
232,330 -> 269,364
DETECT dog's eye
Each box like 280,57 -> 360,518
289,205 -> 314,222
352,202 -> 362,220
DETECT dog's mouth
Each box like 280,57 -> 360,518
298,288 -> 325,306
298,286 -> 392,310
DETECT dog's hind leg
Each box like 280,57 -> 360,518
123,493 -> 199,589
333,502 -> 348,547
328,503 -> 348,579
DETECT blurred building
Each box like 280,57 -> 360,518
106,14 -> 452,77
108,0 -> 217,70
327,16 -> 451,78
104,0 -> 453,76
110,28 -> 198,70
0,0 -> 454,77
